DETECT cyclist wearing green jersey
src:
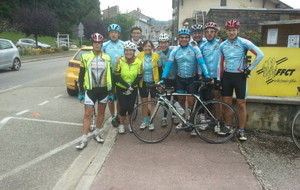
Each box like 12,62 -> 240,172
76,33 -> 112,150
114,42 -> 143,134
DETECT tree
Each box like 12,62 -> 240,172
103,14 -> 136,41
15,5 -> 58,47
82,16 -> 106,41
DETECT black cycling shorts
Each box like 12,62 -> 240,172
221,72 -> 247,99
84,87 -> 108,106
139,81 -> 157,98
175,76 -> 196,94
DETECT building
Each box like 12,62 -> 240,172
172,0 -> 293,43
260,19 -> 300,47
206,7 -> 300,32
128,8 -> 152,40
102,5 -> 120,19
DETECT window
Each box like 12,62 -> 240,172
267,28 -> 278,45
220,0 -> 227,6
0,40 -> 13,50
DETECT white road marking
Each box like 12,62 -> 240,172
54,94 -> 63,99
0,85 -> 22,93
38,100 -> 50,106
15,109 -> 30,116
0,116 -> 85,181
0,117 -> 13,130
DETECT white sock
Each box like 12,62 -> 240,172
81,135 -> 87,142
93,128 -> 101,136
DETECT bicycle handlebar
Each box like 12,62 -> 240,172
148,78 -> 213,94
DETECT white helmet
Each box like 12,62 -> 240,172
124,41 -> 136,50
158,33 -> 170,42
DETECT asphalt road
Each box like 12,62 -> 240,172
0,55 -> 85,190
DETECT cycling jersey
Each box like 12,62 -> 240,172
200,39 -> 220,78
114,57 -> 143,89
80,51 -> 112,91
162,44 -> 209,79
102,40 -> 125,72
219,37 -> 264,79
157,46 -> 177,79
137,51 -> 160,86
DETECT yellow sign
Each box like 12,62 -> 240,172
248,47 -> 300,97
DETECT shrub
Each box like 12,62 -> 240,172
61,46 -> 69,51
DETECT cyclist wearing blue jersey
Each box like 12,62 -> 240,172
157,33 -> 179,125
218,19 -> 264,140
189,22 -> 222,136
191,24 -> 207,48
200,22 -> 222,102
102,24 -> 125,127
161,28 -> 210,128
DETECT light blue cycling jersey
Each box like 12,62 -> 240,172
162,44 -> 209,79
157,46 -> 177,80
200,39 -> 220,78
143,54 -> 154,82
102,40 -> 125,72
219,37 -> 264,77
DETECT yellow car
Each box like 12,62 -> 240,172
66,46 -> 92,96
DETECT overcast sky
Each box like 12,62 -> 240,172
99,0 -> 300,21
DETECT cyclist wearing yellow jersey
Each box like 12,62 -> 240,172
114,42 -> 143,134
76,33 -> 112,150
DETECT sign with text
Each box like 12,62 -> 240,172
248,47 -> 300,97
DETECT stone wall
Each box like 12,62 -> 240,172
245,97 -> 300,134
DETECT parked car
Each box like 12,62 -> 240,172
56,39 -> 75,47
66,46 -> 92,96
16,38 -> 51,49
0,39 -> 21,71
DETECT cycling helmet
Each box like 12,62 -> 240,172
130,25 -> 142,33
191,24 -> 203,32
204,22 -> 220,31
107,24 -> 121,32
178,28 -> 191,36
158,33 -> 170,42
225,19 -> 240,29
124,41 -> 136,50
91,33 -> 103,42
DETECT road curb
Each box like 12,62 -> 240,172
52,118 -> 117,190
21,52 -> 76,63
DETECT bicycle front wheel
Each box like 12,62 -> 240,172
130,101 -> 173,143
191,99 -> 238,144
292,110 -> 300,150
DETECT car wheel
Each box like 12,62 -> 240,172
11,58 -> 21,71
67,88 -> 78,96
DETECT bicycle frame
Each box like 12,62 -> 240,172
149,91 -> 216,127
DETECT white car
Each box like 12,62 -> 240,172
16,38 -> 51,49
0,39 -> 21,71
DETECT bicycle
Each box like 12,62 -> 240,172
130,79 -> 239,144
291,110 -> 300,149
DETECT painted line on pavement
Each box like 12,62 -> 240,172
0,117 -> 13,130
54,94 -> 63,99
38,100 -> 50,106
15,109 -> 30,116
0,85 -> 22,93
0,116 -> 85,182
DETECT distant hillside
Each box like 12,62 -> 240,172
150,19 -> 172,26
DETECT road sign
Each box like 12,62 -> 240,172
78,22 -> 84,38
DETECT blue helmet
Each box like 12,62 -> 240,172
178,28 -> 191,36
107,24 -> 121,32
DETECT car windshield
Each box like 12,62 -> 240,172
74,50 -> 91,61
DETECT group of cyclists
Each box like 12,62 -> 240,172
76,19 -> 264,150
